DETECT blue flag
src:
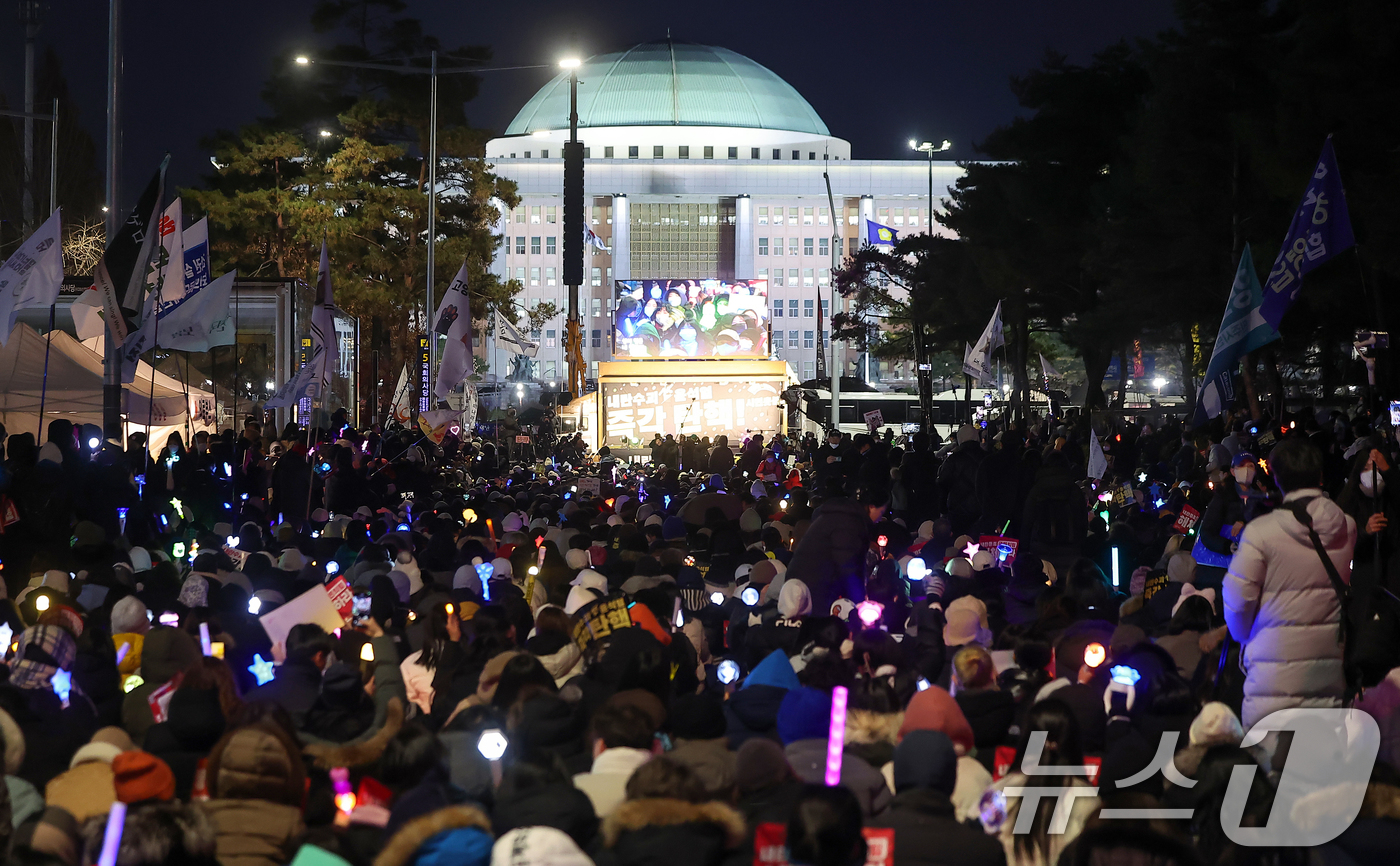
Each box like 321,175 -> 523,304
1258,136 -> 1355,331
1193,245 -> 1279,425
865,219 -> 898,246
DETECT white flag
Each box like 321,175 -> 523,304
159,270 -> 236,352
1039,353 -> 1060,380
496,311 -> 539,358
971,301 -> 1004,356
0,209 -> 64,343
389,365 -> 414,425
432,261 -> 474,401
1087,432 -> 1108,480
72,289 -> 106,341
266,348 -> 326,409
146,198 -> 186,309
962,341 -> 994,385
119,288 -> 161,383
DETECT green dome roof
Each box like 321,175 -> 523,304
504,42 -> 830,136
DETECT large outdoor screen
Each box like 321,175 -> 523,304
613,279 -> 769,359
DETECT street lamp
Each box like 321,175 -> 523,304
1153,376 -> 1166,395
907,139 -> 951,431
318,129 -> 332,138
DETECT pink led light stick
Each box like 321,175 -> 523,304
824,685 -> 848,786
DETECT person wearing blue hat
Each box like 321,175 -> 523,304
776,687 -> 890,817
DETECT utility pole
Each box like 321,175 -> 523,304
102,0 -> 122,441
20,0 -> 45,233
561,57 -> 585,400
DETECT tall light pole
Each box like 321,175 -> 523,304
559,57 -> 585,400
294,53 -> 546,399
19,0 -> 45,233
909,139 -> 951,431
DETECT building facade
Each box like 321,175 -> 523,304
484,41 -> 962,390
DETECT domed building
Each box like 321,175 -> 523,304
484,39 -> 961,389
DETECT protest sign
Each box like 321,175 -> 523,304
259,584 -> 345,647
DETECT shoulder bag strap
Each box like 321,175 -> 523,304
1280,497 -> 1349,643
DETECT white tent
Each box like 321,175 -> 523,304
0,324 -> 215,446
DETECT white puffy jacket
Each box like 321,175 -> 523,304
1224,489 -> 1355,729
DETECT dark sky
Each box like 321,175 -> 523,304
1,0 -> 1178,203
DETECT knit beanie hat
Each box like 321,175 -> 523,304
564,549 -> 590,570
898,686 -> 975,755
662,516 -> 687,541
111,751 -> 176,803
733,738 -> 793,795
777,579 -> 812,618
1189,701 -> 1244,748
111,596 -> 151,635
891,730 -> 958,795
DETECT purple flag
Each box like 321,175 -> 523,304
1259,136 -> 1355,331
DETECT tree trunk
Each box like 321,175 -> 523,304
1081,343 -> 1113,409
1240,351 -> 1262,420
1112,347 -> 1129,409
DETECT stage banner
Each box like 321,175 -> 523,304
601,378 -> 783,449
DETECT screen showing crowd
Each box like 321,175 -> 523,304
613,279 -> 769,359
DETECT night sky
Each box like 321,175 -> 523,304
1,0 -> 1178,202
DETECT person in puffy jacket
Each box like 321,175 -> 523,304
1224,438 -> 1355,729
201,723 -> 308,866
784,496 -> 879,613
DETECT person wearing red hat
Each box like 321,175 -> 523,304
111,751 -> 177,804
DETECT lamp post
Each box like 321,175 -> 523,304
559,57 -> 584,401
907,139 -> 951,432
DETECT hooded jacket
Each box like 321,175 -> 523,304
119,626 -> 200,746
602,798 -> 748,866
201,724 -> 308,866
143,686 -> 226,798
376,805 -> 494,866
723,650 -> 798,748
1224,489 -> 1355,728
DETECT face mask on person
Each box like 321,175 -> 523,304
1232,466 -> 1256,486
1361,471 -> 1386,498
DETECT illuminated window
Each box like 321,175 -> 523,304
908,207 -> 920,227
819,238 -> 829,257
546,329 -> 557,348
591,206 -> 601,225
758,268 -> 768,281
546,237 -> 556,255
758,238 -> 768,256
773,270 -> 784,286
803,269 -> 813,287
547,207 -> 557,224
804,299 -> 814,316
531,237 -> 541,255
803,207 -> 813,225
545,267 -> 556,286
804,361 -> 814,378
788,209 -> 799,226
893,207 -> 904,226
789,330 -> 799,348
877,207 -> 889,222
515,237 -> 525,255
788,238 -> 799,256
545,360 -> 556,378
758,207 -> 768,225
530,267 -> 540,286
819,207 -> 829,226
530,206 -> 541,224
591,267 -> 601,287
773,331 -> 784,349
819,268 -> 829,286
514,208 -> 524,224
847,207 -> 859,226
788,268 -> 799,285
591,298 -> 601,317
515,267 -> 524,282
590,360 -> 599,377
804,238 -> 814,256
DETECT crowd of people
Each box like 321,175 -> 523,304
0,404 -> 1393,866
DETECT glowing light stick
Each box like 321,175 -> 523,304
824,685 -> 848,786
96,801 -> 127,866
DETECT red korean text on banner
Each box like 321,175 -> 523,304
1173,504 -> 1201,534
325,576 -> 355,620
147,672 -> 183,724
753,824 -> 892,866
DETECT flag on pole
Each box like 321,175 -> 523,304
119,288 -> 161,383
389,365 -> 414,425
1087,432 -> 1108,480
311,239 -> 337,387
1193,245 -> 1279,425
147,198 -> 185,308
159,270 -> 236,352
865,219 -> 898,246
584,226 -> 608,252
1039,353 -> 1060,380
95,158 -> 168,341
496,312 -> 540,358
432,261 -> 474,401
0,209 -> 65,343
961,302 -> 1003,384
1259,136 -> 1355,332
815,290 -> 828,382
180,217 -> 212,299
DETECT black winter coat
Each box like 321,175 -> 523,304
785,497 -> 871,613
599,799 -> 748,866
866,789 -> 1007,866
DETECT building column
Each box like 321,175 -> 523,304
734,194 -> 754,281
611,194 -> 630,281
860,195 -> 874,234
